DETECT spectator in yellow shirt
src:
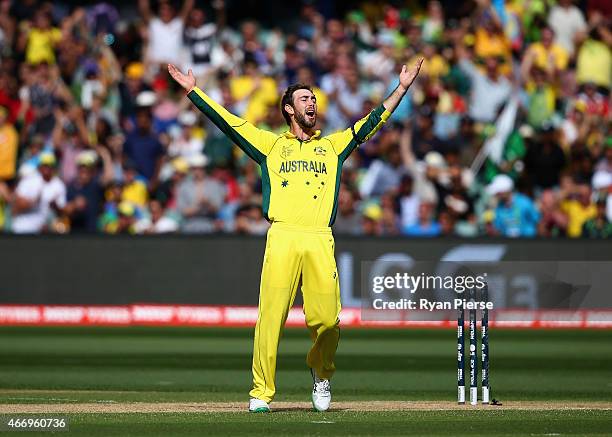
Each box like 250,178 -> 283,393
0,106 -> 18,181
576,26 -> 611,89
121,164 -> 148,207
561,182 -> 597,237
21,11 -> 62,65
230,57 -> 278,124
411,45 -> 448,80
523,26 -> 569,74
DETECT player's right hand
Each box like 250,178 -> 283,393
168,64 -> 196,93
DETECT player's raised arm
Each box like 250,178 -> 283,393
167,64 -> 276,163
326,58 -> 423,158
383,58 -> 423,114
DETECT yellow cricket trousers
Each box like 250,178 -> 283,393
249,222 -> 341,403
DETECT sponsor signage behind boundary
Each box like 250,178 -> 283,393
0,305 -> 610,328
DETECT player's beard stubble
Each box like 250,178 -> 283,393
295,110 -> 316,130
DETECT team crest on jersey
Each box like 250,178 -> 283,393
280,144 -> 293,159
314,146 -> 326,156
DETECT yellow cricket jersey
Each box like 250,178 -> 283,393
188,86 -> 391,227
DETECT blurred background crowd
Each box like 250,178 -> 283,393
0,0 -> 610,237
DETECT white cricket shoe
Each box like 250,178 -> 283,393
249,397 -> 270,413
311,369 -> 331,412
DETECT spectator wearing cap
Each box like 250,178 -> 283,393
403,202 -> 441,237
119,62 -> 150,121
11,152 -> 66,233
167,111 -> 203,159
561,181 -> 597,238
581,195 -> 612,238
177,154 -> 225,233
362,203 -> 383,236
156,156 -> 189,211
0,106 -> 18,182
123,108 -> 164,183
64,151 -> 108,233
487,174 -> 540,237
105,200 -> 137,234
99,180 -> 122,231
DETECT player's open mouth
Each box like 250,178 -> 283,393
305,109 -> 315,117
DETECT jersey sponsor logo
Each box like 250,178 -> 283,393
279,160 -> 327,174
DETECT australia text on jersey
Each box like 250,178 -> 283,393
279,160 -> 327,174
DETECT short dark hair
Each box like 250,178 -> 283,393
281,83 -> 313,126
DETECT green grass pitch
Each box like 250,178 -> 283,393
0,327 -> 610,436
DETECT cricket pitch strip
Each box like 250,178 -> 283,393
1,400 -> 611,413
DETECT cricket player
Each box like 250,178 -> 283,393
168,58 -> 423,412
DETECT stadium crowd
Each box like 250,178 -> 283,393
0,0 -> 610,237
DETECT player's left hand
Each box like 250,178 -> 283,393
399,58 -> 424,91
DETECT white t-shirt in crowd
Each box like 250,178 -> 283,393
135,216 -> 179,234
459,59 -> 511,123
12,172 -> 66,234
400,194 -> 420,229
148,17 -> 185,65
548,5 -> 587,55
